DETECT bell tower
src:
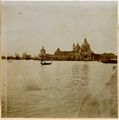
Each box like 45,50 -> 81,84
73,43 -> 75,51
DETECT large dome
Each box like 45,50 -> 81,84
81,38 -> 91,52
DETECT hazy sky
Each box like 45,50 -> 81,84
1,1 -> 117,56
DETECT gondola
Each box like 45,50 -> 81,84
41,61 -> 52,65
40,47 -> 52,65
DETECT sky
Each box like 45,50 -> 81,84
1,1 -> 117,56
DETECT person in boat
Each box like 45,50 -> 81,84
40,46 -> 52,65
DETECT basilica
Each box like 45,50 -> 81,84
54,38 -> 94,60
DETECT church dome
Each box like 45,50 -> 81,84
81,38 -> 91,52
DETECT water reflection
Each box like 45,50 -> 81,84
71,63 -> 89,87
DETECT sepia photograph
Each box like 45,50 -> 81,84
1,1 -> 118,118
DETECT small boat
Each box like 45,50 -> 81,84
101,59 -> 117,64
40,47 -> 52,65
41,61 -> 52,65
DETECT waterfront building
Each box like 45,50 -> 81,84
40,46 -> 46,61
73,43 -> 76,51
54,38 -> 94,60
79,38 -> 93,60
73,43 -> 80,52
40,46 -> 46,56
22,53 -> 31,59
80,38 -> 91,52
55,48 -> 61,55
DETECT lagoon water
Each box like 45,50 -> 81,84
2,61 -> 118,118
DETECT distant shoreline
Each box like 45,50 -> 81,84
1,57 -> 117,64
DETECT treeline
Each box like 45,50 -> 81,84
1,53 -> 40,60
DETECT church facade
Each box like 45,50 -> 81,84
54,38 -> 94,60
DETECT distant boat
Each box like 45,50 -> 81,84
41,61 -> 52,65
40,47 -> 52,65
101,59 -> 117,64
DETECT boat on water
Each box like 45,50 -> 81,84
40,46 -> 52,65
101,59 -> 117,64
41,61 -> 52,65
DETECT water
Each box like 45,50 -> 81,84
2,61 -> 118,118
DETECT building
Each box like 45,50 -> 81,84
79,38 -> 93,60
40,46 -> 46,55
54,38 -> 94,60
73,43 -> 80,52
40,46 -> 46,60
